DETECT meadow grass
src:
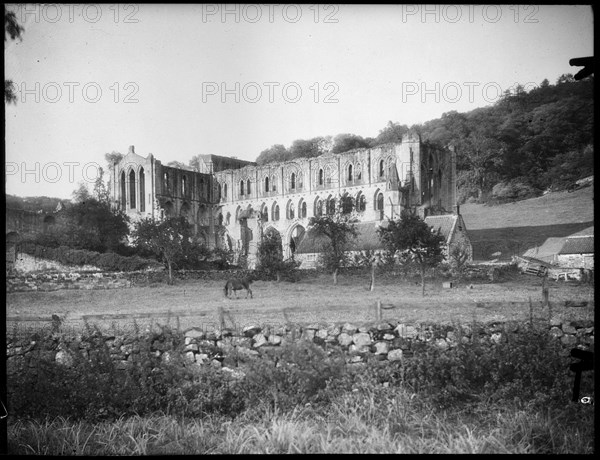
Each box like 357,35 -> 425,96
7,322 -> 595,455
8,386 -> 594,454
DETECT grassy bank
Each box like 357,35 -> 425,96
6,322 -> 595,454
7,395 -> 594,454
460,186 -> 594,260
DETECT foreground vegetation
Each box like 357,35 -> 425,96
7,321 -> 595,454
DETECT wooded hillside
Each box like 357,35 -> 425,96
254,74 -> 593,204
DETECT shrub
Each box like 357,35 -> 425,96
491,180 -> 539,203
238,341 -> 347,413
6,325 -> 245,422
400,322 -> 574,409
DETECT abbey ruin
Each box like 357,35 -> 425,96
110,132 -> 469,268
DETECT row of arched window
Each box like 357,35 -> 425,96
233,159 -> 390,198
162,171 -> 208,199
234,191 -> 385,224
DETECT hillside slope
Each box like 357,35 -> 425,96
460,185 -> 593,261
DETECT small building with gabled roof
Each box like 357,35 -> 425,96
555,227 -> 594,269
522,226 -> 593,270
294,212 -> 472,269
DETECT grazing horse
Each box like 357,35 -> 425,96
224,278 -> 253,299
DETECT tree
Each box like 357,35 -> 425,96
308,196 -> 358,285
448,241 -> 471,280
377,209 -> 445,296
132,216 -> 194,284
374,121 -> 410,146
5,7 -> 24,104
256,229 -> 300,281
63,192 -> 130,252
92,167 -> 111,203
105,151 -> 124,169
188,154 -> 203,172
455,132 -> 503,201
71,182 -> 92,203
331,133 -> 370,154
255,144 -> 290,165
350,250 -> 387,291
556,73 -> 575,85
289,136 -> 331,160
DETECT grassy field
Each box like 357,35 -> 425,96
460,186 -> 594,260
6,272 -> 594,335
8,392 -> 595,454
6,186 -> 595,454
461,185 -> 594,229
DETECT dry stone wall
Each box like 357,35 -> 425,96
6,318 -> 594,376
6,269 -> 255,293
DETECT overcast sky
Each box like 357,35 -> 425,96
5,4 -> 593,199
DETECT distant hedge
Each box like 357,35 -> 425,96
19,243 -> 162,272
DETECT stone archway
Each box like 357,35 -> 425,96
286,223 -> 306,259
261,226 -> 283,264
162,201 -> 174,218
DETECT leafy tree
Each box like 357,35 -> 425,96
131,216 -> 195,284
542,144 -> 593,190
92,167 -> 111,203
5,7 -> 24,104
63,194 -> 130,253
416,77 -> 593,200
349,250 -> 388,291
256,230 -> 300,281
448,241 -> 471,280
105,151 -> 124,167
71,182 -> 92,203
454,132 -> 503,201
378,209 -> 445,296
374,121 -> 410,146
256,144 -> 290,165
188,154 -> 203,172
556,73 -> 575,85
290,136 -> 331,160
308,197 -> 358,285
331,133 -> 370,154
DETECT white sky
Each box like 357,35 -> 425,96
4,4 -> 594,199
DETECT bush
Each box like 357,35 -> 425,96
7,325 -> 245,422
542,145 -> 593,191
400,322 -> 574,409
491,180 -> 539,203
238,341 -> 347,413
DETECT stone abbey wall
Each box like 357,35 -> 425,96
109,132 -> 458,267
213,133 -> 456,265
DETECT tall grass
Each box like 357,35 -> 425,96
8,391 -> 594,454
7,320 -> 594,454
